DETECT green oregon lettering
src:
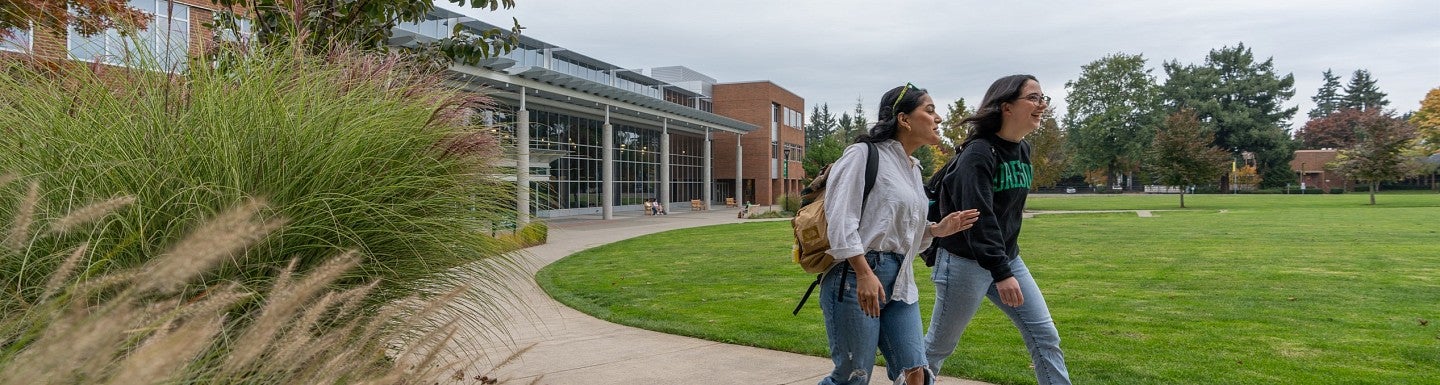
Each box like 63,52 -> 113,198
991,160 -> 1033,192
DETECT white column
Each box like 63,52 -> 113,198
735,132 -> 743,205
516,88 -> 530,225
703,129 -> 713,210
660,119 -> 672,213
602,107 -> 614,220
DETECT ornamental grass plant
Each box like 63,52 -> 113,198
0,42 -> 524,313
0,181 -> 469,384
0,38 -> 531,383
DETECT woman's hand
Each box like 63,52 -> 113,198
855,272 -> 885,317
848,256 -> 885,317
930,209 -> 980,238
996,277 -> 1024,307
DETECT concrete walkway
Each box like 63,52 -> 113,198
442,208 -> 993,385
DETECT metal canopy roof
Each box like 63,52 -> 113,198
448,63 -> 755,135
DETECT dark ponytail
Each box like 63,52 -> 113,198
856,83 -> 929,144
957,74 -> 1036,150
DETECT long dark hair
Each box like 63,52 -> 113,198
958,74 -> 1036,149
856,83 -> 928,143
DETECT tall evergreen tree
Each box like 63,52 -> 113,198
940,98 -> 974,155
836,112 -> 855,142
806,104 -> 838,146
1161,42 -> 1299,188
850,97 -> 869,142
1064,53 -> 1162,189
1342,69 -> 1389,112
1308,69 -> 1346,119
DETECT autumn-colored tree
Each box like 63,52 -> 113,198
0,0 -> 147,39
1029,107 -> 1068,189
1409,87 -> 1440,155
1145,109 -> 1230,207
1296,108 -> 1378,150
1332,112 -> 1419,204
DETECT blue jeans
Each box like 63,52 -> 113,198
923,249 -> 1071,385
818,251 -> 932,385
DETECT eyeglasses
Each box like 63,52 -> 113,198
1020,93 -> 1051,105
891,82 -> 915,115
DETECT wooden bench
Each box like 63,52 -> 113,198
690,199 -> 706,211
725,197 -> 738,208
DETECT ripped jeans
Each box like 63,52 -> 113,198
818,251 -> 932,385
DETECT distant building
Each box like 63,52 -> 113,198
1290,149 -> 1342,191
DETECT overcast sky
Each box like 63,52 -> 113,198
445,0 -> 1440,130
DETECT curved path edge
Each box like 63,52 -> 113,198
442,209 -> 994,385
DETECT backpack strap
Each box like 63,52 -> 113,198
862,142 -> 878,210
793,142 -> 880,315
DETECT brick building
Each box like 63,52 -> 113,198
2,0 -> 227,67
711,82 -> 806,206
1290,149 -> 1342,191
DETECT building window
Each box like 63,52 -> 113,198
2,25 -> 32,52
771,103 -> 781,140
670,135 -> 705,202
783,143 -> 803,162
68,0 -> 190,71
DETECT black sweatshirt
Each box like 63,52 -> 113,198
934,134 -> 1032,282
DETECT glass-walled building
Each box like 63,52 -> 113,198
394,10 -> 759,220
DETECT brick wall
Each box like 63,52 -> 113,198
712,81 -> 805,205
22,0 -> 218,62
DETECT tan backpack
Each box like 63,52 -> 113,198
791,142 -> 877,314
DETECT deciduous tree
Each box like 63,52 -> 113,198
0,0 -> 146,38
1030,108 -> 1068,190
207,0 -> 522,65
1297,108 -> 1373,150
1332,112 -> 1418,204
1409,87 -> 1440,155
1145,109 -> 1230,207
1065,52 -> 1161,189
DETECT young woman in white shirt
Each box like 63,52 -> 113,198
817,83 -> 980,385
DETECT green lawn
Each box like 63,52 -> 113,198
535,194 -> 1440,385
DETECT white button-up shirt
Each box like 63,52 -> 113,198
823,140 -> 934,304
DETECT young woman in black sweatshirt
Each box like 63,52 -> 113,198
922,75 -> 1072,385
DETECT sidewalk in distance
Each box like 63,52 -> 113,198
443,208 -> 994,385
